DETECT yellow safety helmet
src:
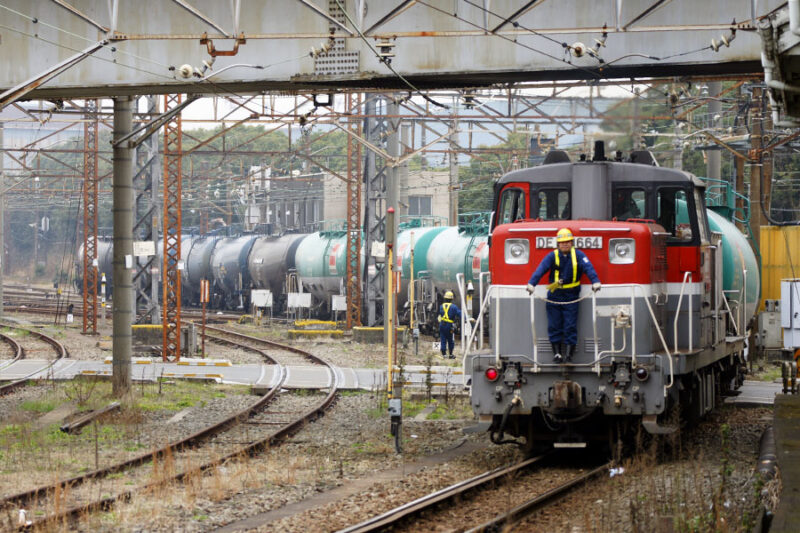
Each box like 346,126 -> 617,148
556,228 -> 574,243
444,290 -> 454,300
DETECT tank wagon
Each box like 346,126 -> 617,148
467,145 -> 758,453
74,240 -> 114,297
248,233 -> 308,312
74,219 -> 492,325
182,235 -> 221,305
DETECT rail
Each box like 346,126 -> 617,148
0,331 -> 23,372
465,462 -> 611,533
339,454 -> 551,533
1,331 -> 285,510
464,284 -> 674,390
23,326 -> 339,529
0,323 -> 68,396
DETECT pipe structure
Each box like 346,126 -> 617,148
112,96 -> 133,395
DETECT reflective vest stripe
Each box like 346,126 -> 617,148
553,248 -> 580,289
441,302 -> 454,323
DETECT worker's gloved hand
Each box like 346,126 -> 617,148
437,315 -> 442,322
592,282 -> 601,292
469,317 -> 476,322
526,283 -> 535,295
557,279 -> 564,287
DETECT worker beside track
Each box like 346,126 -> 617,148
526,228 -> 601,363
438,290 -> 461,358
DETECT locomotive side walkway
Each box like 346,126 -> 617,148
0,359 -> 467,392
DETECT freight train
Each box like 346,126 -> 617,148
466,144 -> 759,454
76,217 -> 489,332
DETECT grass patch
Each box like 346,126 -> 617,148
20,399 -> 57,413
429,398 -> 474,420
750,362 -> 782,382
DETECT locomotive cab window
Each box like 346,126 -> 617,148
657,187 -> 695,243
535,189 -> 570,220
612,188 -> 646,220
497,187 -> 527,224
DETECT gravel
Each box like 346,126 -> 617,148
0,313 -> 780,532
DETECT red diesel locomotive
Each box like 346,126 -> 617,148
466,144 -> 758,452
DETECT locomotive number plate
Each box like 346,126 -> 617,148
535,236 -> 603,249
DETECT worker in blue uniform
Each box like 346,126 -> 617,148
526,228 -> 601,363
438,290 -> 461,358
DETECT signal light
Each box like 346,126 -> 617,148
485,367 -> 499,381
634,366 -> 649,382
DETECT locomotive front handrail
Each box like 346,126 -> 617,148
478,272 -> 491,349
674,272 -> 694,353
463,283 -> 674,390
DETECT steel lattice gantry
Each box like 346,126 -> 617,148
82,98 -> 99,335
345,92 -> 362,329
362,95 -> 388,327
162,94 -> 183,362
133,95 -> 161,325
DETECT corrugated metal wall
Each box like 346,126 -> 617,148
760,226 -> 800,308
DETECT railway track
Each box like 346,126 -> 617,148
0,322 -> 68,396
2,297 -> 245,324
341,455 -> 610,533
0,325 -> 338,530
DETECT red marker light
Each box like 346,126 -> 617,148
485,367 -> 499,381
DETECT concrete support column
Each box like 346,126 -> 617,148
112,96 -> 133,396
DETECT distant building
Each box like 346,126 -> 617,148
244,167 -> 453,234
244,167 -> 324,233
323,169 -> 451,225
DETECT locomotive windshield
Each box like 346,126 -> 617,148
535,188 -> 570,220
612,188 -> 645,220
497,187 -> 526,224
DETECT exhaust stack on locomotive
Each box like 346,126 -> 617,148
467,144 -> 758,452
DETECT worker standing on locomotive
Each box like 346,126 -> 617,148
438,290 -> 461,358
526,228 -> 601,363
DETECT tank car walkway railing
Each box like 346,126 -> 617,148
464,284 -> 674,391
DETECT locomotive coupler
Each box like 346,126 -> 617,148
490,392 -> 522,445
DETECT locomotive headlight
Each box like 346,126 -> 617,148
504,239 -> 529,265
609,238 -> 635,264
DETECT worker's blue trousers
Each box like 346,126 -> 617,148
546,298 -> 579,346
439,323 -> 454,355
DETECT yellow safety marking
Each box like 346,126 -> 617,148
288,329 -> 343,336
104,357 -> 151,365
175,359 -> 231,366
294,319 -> 337,328
132,325 -> 163,330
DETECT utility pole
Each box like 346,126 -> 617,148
449,117 -> 459,225
707,82 -> 722,181
750,86 -> 770,253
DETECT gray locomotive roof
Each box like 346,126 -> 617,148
497,160 -> 705,188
